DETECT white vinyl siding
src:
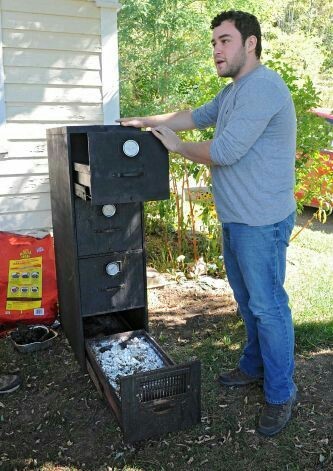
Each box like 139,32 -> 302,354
0,0 -> 118,233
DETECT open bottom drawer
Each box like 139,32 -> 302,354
85,330 -> 201,443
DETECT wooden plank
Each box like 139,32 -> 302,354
0,175 -> 50,195
2,11 -> 100,35
100,6 -> 120,124
1,0 -> 99,19
5,67 -> 102,86
3,30 -> 101,53
5,84 -> 102,104
7,104 -> 104,122
7,140 -> 47,158
0,193 -> 51,213
0,158 -> 49,175
5,123 -> 103,140
0,210 -> 52,232
0,8 -> 6,130
3,49 -> 100,70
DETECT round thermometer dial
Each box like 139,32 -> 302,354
105,262 -> 120,276
102,204 -> 116,218
123,140 -> 140,157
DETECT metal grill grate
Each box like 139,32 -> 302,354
138,369 -> 190,402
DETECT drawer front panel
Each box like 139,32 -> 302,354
75,199 -> 143,256
86,131 -> 169,204
79,251 -> 145,316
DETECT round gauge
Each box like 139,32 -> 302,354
105,262 -> 120,276
102,204 -> 116,218
123,139 -> 140,157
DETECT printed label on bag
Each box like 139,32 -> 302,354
6,257 -> 42,310
34,308 -> 45,316
6,300 -> 42,310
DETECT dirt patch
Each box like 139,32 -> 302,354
0,280 -> 332,471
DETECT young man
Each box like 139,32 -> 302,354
118,10 -> 297,436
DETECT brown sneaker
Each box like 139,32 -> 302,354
218,367 -> 263,386
257,387 -> 298,436
0,373 -> 22,394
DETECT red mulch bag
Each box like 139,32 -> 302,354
0,232 -> 58,325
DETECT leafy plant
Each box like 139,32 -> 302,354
266,53 -> 333,214
119,2 -> 333,271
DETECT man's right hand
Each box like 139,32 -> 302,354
116,111 -> 195,132
116,117 -> 146,128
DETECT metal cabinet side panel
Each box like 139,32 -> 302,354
46,129 -> 85,367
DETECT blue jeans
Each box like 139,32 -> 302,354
222,212 -> 296,404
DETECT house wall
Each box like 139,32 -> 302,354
0,0 -> 120,233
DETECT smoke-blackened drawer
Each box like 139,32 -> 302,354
78,251 -> 146,316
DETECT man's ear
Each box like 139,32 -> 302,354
246,35 -> 257,54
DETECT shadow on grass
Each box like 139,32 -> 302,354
1,302 -> 332,470
150,293 -> 333,360
295,319 -> 333,353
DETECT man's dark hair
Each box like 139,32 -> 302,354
211,10 -> 262,59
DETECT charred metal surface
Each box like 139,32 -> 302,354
47,125 -> 200,442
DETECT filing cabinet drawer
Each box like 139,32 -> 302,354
78,251 -> 145,316
73,128 -> 169,204
75,199 -> 143,256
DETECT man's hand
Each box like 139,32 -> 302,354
152,126 -> 212,166
116,117 -> 145,128
151,126 -> 182,153
117,111 -> 196,132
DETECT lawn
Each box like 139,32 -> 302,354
0,208 -> 332,471
286,211 -> 333,352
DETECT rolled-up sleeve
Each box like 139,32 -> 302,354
192,94 -> 220,129
210,79 -> 287,166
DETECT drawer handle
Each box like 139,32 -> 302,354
111,171 -> 144,178
101,284 -> 125,292
94,228 -> 120,234
151,402 -> 176,415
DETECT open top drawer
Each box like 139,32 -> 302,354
85,330 -> 201,443
72,128 -> 169,204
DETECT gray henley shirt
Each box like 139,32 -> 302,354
192,65 -> 296,226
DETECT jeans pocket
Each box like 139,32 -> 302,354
283,212 -> 296,245
222,225 -> 230,242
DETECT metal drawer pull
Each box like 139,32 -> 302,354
151,401 -> 176,415
105,262 -> 121,276
101,284 -> 125,292
111,171 -> 144,178
94,227 -> 120,234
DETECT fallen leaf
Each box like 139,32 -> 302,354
235,423 -> 242,434
318,438 -> 329,445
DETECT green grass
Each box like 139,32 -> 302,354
1,214 -> 332,471
286,217 -> 333,352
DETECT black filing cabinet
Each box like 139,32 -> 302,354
47,125 -> 201,443
47,125 -> 169,366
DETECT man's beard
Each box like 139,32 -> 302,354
218,48 -> 247,79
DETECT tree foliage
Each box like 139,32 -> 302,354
118,0 -> 333,267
